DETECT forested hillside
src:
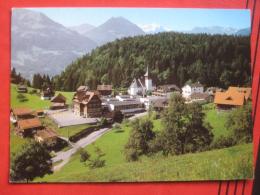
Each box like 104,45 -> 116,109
53,32 -> 250,91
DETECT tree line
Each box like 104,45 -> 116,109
11,68 -> 31,86
52,32 -> 250,91
124,94 -> 252,161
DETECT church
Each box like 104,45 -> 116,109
128,66 -> 154,96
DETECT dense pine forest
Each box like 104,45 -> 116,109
52,32 -> 250,91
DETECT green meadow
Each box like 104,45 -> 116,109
35,118 -> 253,182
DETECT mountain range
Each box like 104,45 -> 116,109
11,9 -> 250,79
186,26 -> 250,36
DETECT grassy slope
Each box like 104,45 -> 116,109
203,103 -> 230,140
36,117 -> 253,182
11,84 -> 74,109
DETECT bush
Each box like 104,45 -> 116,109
88,157 -> 106,169
79,149 -> 90,163
29,89 -> 37,94
210,135 -> 236,149
17,93 -> 28,102
125,148 -> 139,161
99,117 -> 108,126
80,146 -> 106,169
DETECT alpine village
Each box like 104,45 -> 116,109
10,23 -> 253,182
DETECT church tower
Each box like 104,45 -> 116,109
144,66 -> 153,91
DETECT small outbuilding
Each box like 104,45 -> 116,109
17,85 -> 28,93
16,118 -> 43,137
50,93 -> 67,110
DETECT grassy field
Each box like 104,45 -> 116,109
203,103 -> 231,140
11,84 -> 74,109
35,118 -> 253,182
10,123 -> 30,155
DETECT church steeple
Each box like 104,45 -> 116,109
144,66 -> 149,78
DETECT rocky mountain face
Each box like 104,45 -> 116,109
11,9 -> 97,78
80,17 -> 145,45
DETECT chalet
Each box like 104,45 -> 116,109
152,84 -> 181,97
17,85 -> 28,93
182,82 -> 204,99
97,85 -> 113,96
41,87 -> 55,100
34,128 -> 58,146
128,66 -> 154,96
73,91 -> 102,118
10,108 -> 35,122
16,118 -> 43,137
214,87 -> 251,110
50,93 -> 67,110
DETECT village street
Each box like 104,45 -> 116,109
52,112 -> 148,171
52,127 -> 111,171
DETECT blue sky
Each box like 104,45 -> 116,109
29,8 -> 250,31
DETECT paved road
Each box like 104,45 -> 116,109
52,127 -> 110,171
52,111 -> 148,171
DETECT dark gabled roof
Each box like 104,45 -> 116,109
51,93 -> 66,103
97,85 -> 112,91
73,91 -> 101,105
190,92 -> 210,100
35,128 -> 57,140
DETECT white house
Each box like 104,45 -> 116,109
128,66 -> 154,96
182,82 -> 204,99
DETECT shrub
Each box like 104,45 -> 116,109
99,117 -> 108,126
29,89 -> 37,94
79,149 -> 90,163
210,135 -> 236,149
17,93 -> 28,102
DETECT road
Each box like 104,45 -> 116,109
52,127 -> 110,171
52,111 -> 148,171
